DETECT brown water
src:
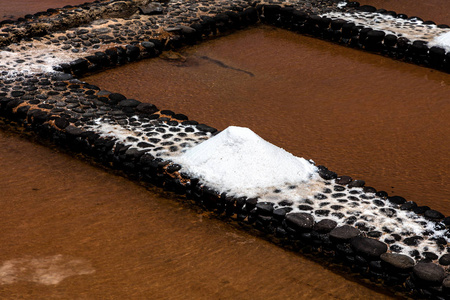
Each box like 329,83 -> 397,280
0,0 -> 96,21
86,26 -> 450,216
361,0 -> 449,25
0,130 -> 397,299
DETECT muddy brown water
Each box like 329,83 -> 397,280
360,0 -> 449,25
1,1 -> 449,299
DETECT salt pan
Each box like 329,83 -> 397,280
171,126 -> 318,197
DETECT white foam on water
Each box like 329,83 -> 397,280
171,126 -> 318,197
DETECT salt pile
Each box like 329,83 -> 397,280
172,126 -> 318,197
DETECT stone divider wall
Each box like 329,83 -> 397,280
0,1 -> 449,299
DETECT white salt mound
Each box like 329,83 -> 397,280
172,126 -> 318,196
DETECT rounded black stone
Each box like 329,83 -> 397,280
335,176 -> 352,185
273,207 -> 291,220
330,225 -> 360,242
314,219 -> 337,233
380,253 -> 415,270
424,210 -> 445,220
413,262 -> 445,284
333,185 -> 346,192
330,205 -> 344,211
317,165 -> 337,180
196,124 -> 217,133
54,117 -> 69,129
348,180 -> 365,188
351,236 -> 387,258
400,201 -> 417,210
439,254 -> 450,266
285,212 -> 314,231
387,196 -> 406,205
108,93 -> 127,104
413,206 -> 430,214
367,231 -> 382,238
404,236 -> 423,246
118,99 -> 141,107
256,202 -> 274,216
423,252 -> 439,260
298,205 -> 313,211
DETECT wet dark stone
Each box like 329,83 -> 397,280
367,231 -> 382,238
375,191 -> 388,198
424,210 -> 445,220
348,180 -> 365,188
363,186 -> 376,193
166,164 -> 181,173
322,188 -> 332,194
351,236 -> 387,258
404,236 -> 424,246
314,193 -> 327,200
298,205 -> 313,211
439,254 -> 450,266
356,5 -> 376,12
137,142 -> 153,148
330,225 -> 360,242
315,209 -> 329,216
331,212 -> 345,219
423,252 -> 439,261
413,206 -> 430,214
333,185 -> 345,192
444,217 -> 450,226
335,176 -> 352,185
314,219 -> 337,233
54,117 -> 69,129
118,99 -> 141,107
273,207 -> 292,220
400,201 -> 417,210
413,262 -> 445,284
317,165 -> 337,180
65,125 -> 83,136
380,253 -> 415,270
108,93 -> 127,104
279,200 -> 293,206
330,205 -> 344,211
11,91 -> 25,97
387,196 -> 406,205
331,193 -> 346,198
256,202 -> 274,216
390,245 -> 403,253
196,124 -> 217,133
285,213 -> 314,232
345,216 -> 357,224
373,199 -> 384,207
380,208 -> 396,217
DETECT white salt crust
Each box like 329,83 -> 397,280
0,41 -> 83,77
321,11 -> 450,49
85,117 -> 212,158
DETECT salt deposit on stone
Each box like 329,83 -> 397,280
429,31 -> 450,53
321,11 -> 450,44
172,126 -> 318,197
